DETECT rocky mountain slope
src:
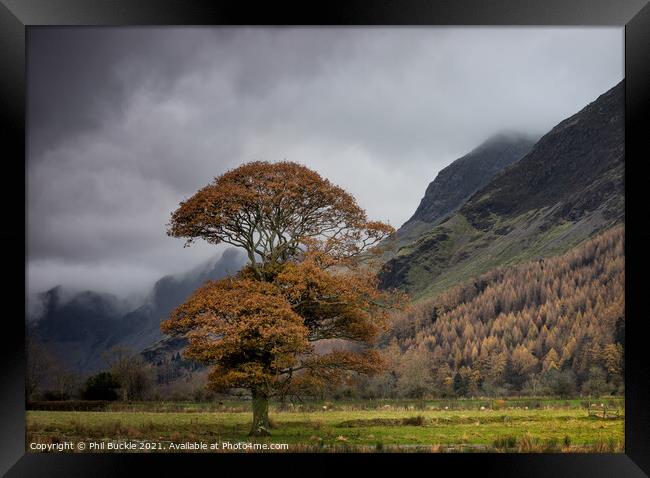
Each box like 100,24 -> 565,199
396,132 -> 535,245
380,81 -> 624,299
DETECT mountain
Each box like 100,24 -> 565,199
29,248 -> 246,373
380,81 -> 624,298
29,287 -> 129,343
396,132 -> 535,244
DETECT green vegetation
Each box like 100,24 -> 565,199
388,208 -> 608,301
27,398 -> 623,453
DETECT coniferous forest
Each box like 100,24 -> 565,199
351,226 -> 624,399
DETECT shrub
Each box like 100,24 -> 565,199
81,372 -> 120,401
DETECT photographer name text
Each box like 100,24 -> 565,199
29,440 -> 289,452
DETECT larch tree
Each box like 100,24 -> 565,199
161,161 -> 402,436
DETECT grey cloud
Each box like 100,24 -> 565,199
27,27 -> 623,297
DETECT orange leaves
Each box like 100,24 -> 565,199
167,161 -> 393,268
273,254 -> 402,343
303,349 -> 385,376
283,349 -> 385,396
161,257 -> 403,395
161,276 -> 311,391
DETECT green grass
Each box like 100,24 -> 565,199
26,399 -> 624,453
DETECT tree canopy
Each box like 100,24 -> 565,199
167,161 -> 393,279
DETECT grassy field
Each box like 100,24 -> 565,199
26,398 -> 624,453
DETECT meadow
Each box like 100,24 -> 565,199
26,398 -> 624,453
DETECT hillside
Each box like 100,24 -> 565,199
396,132 -> 535,245
368,226 -> 624,398
379,81 -> 624,298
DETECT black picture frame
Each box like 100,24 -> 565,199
1,1 -> 648,476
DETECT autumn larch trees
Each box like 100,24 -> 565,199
162,161 -> 402,436
380,226 -> 624,398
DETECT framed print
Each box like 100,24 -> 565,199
1,0 -> 649,476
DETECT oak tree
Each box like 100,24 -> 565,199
162,161 -> 400,435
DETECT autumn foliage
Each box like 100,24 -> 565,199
370,226 -> 624,398
162,161 -> 401,435
161,257 -> 394,393
167,161 -> 393,277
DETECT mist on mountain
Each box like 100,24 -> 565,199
379,81 -> 624,298
28,248 -> 246,372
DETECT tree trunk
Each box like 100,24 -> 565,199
249,388 -> 271,436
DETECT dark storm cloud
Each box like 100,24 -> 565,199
26,27 -> 623,297
28,28 -> 218,158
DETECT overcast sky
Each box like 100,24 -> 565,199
26,27 -> 623,298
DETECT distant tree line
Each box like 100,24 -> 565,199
26,343 -> 158,402
27,342 -> 245,403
